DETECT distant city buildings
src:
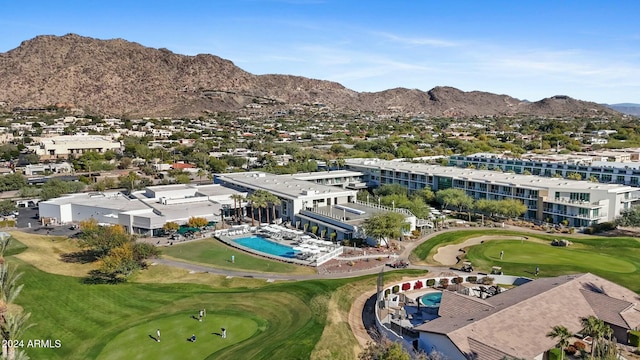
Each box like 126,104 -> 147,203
27,135 -> 122,160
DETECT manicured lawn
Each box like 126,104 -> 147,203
96,312 -> 259,360
162,238 -> 316,275
13,256 -> 365,360
467,240 -> 636,274
410,229 -> 532,264
412,229 -> 640,293
2,230 -> 430,360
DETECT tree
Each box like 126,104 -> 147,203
246,193 -> 259,226
77,224 -> 130,258
118,157 -> 132,170
0,264 -> 24,325
0,201 -> 16,217
359,332 -> 414,360
250,190 -> 270,224
196,169 -> 207,184
587,175 -> 600,183
435,188 -> 467,211
546,325 -> 571,360
362,212 -> 408,248
187,217 -> 208,228
616,206 -> 640,227
119,171 -> 140,194
1,306 -> 34,360
162,222 -> 180,233
230,194 -> 245,225
175,173 -> 191,184
414,188 -> 435,204
566,172 -> 582,181
499,199 -> 528,219
580,315 -> 609,360
264,192 -> 280,224
375,184 -> 408,197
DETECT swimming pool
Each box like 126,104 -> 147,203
420,292 -> 442,308
233,236 -> 300,259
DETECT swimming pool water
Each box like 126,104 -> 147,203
234,236 -> 300,258
420,292 -> 442,307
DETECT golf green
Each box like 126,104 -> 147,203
96,312 -> 259,360
467,240 -> 636,273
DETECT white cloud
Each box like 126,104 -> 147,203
374,32 -> 459,48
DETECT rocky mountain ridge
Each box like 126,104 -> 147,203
0,34 -> 622,118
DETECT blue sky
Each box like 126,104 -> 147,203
2,1 -> 639,104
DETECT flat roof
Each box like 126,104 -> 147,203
313,202 -> 394,225
41,192 -> 150,212
286,170 -> 363,181
346,158 -> 636,193
217,172 -> 356,199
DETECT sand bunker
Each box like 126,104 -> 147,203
432,235 -> 528,265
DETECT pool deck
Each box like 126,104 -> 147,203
215,228 -> 345,267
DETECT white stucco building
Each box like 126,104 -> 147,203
28,135 -> 122,160
346,158 -> 640,227
38,184 -> 246,236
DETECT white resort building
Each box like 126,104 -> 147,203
38,184 -> 245,236
345,158 -> 640,227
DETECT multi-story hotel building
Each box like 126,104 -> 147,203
449,154 -> 640,186
345,158 -> 640,227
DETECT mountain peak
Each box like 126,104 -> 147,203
0,34 -> 622,118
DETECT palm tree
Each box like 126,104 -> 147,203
1,311 -> 35,360
252,195 -> 268,225
0,234 -> 12,265
0,264 -> 24,324
246,193 -> 257,226
196,169 -> 206,184
581,316 -> 607,360
265,193 -> 280,224
230,194 -> 245,225
546,325 -> 571,360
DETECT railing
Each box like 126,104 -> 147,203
354,200 -> 414,217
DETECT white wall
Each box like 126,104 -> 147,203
39,202 -> 63,222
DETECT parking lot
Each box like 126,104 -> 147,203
14,207 -> 81,237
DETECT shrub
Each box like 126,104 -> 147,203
452,276 -> 463,284
549,348 -> 562,360
586,221 -> 616,234
414,280 -> 423,290
573,341 -> 586,351
402,282 -> 411,291
384,289 -> 391,298
426,279 -> 436,287
480,276 -> 494,285
439,278 -> 449,288
0,220 -> 16,228
565,345 -> 577,355
466,276 -> 477,283
392,285 -> 400,293
629,330 -> 640,347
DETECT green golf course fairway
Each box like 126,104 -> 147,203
96,313 -> 259,360
466,240 -> 636,274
